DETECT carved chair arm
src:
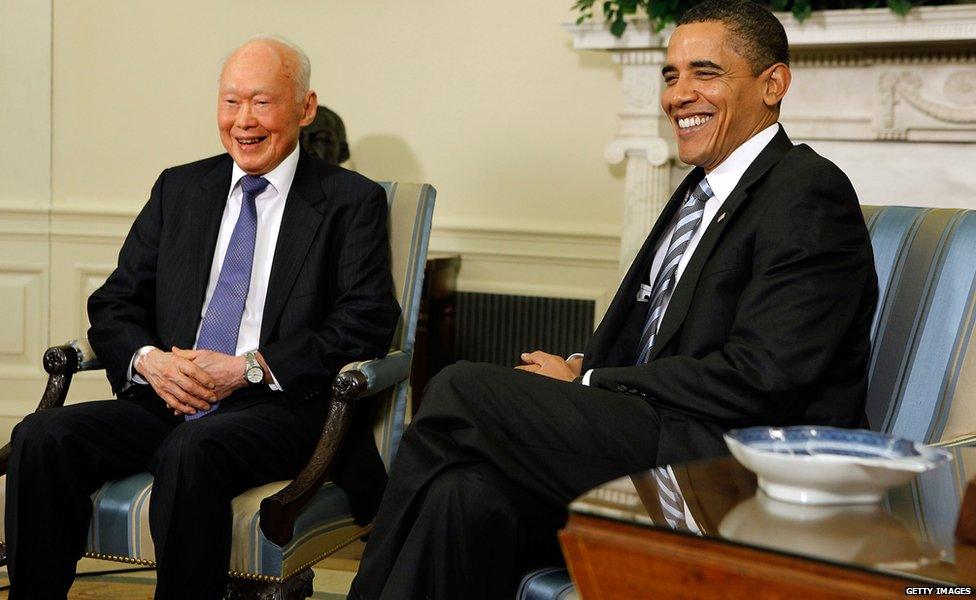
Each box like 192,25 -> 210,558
0,340 -> 102,475
259,351 -> 411,546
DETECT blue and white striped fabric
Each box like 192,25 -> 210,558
372,182 -> 437,469
83,473 -> 363,580
516,567 -> 578,600
860,206 -> 976,444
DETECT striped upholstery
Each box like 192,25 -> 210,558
373,182 -> 436,468
0,181 -> 435,583
516,567 -> 579,600
861,206 -> 976,444
518,205 -> 976,600
82,473 -> 363,580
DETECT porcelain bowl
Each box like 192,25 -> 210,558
724,426 -> 952,505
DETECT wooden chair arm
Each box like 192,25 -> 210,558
0,340 -> 101,475
258,369 -> 367,546
258,351 -> 410,546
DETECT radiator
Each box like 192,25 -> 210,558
454,292 -> 595,367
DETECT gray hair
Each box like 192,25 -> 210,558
220,34 -> 312,102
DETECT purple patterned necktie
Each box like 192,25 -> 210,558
186,175 -> 270,420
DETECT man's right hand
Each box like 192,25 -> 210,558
136,348 -> 217,415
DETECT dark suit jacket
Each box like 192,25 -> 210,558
87,149 -> 401,522
583,126 -> 878,466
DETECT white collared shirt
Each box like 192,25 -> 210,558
128,144 -> 300,390
579,124 -> 780,383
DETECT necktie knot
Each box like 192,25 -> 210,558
689,177 -> 714,208
240,175 -> 270,200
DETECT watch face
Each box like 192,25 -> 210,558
246,367 -> 263,384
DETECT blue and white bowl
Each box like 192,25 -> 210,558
724,426 -> 952,505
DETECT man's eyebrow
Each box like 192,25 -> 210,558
691,60 -> 723,70
661,64 -> 677,76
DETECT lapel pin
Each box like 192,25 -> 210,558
716,212 -> 727,224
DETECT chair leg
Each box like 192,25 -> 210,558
224,568 -> 314,600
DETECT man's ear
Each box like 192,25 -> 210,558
762,63 -> 791,108
300,90 -> 318,127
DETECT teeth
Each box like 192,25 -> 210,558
238,138 -> 262,145
678,115 -> 712,129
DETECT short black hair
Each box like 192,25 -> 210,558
677,0 -> 789,75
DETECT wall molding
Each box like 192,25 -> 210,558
0,204 -> 624,299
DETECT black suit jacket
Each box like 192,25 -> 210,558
87,149 -> 401,522
583,127 -> 878,466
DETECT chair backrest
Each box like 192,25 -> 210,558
861,206 -> 976,444
372,182 -> 436,469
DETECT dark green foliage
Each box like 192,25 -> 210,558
573,0 -> 950,35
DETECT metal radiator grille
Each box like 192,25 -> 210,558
454,292 -> 595,366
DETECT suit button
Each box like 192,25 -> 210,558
616,384 -> 627,392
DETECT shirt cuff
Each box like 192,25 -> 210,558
567,352 -> 584,362
267,367 -> 283,392
581,369 -> 594,386
128,345 -> 157,385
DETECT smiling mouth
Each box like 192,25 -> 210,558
236,136 -> 267,146
677,115 -> 713,129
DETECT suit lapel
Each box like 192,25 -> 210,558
173,158 -> 232,348
647,126 -> 794,361
260,151 -> 327,344
584,169 -> 703,368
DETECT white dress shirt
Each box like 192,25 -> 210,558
128,144 -> 301,390
579,124 -> 780,384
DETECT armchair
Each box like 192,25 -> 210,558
0,181 -> 436,599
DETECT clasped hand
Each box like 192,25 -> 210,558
137,347 -> 247,416
515,351 -> 582,382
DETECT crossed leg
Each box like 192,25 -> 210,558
349,362 -> 664,600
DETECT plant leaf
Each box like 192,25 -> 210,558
792,0 -> 813,21
887,0 -> 912,15
610,17 -> 628,37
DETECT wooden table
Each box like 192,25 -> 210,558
409,254 -> 460,413
560,446 -> 976,599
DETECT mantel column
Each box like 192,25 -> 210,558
606,49 -> 674,275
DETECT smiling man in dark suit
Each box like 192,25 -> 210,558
5,36 -> 399,599
349,2 -> 878,598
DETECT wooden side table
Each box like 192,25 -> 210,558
410,254 -> 460,413
561,450 -> 976,599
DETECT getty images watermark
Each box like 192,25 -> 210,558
905,587 -> 973,596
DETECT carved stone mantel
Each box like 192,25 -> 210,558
566,5 -> 976,273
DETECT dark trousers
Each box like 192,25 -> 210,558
5,390 -> 322,600
348,362 -> 665,600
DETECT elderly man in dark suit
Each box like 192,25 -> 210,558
5,36 -> 399,599
349,1 -> 878,598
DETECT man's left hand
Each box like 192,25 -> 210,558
171,347 -> 248,402
516,351 -> 578,382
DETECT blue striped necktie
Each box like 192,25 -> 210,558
652,466 -> 690,530
636,178 -> 714,364
186,175 -> 269,420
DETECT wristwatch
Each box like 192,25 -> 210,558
244,351 -> 264,385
